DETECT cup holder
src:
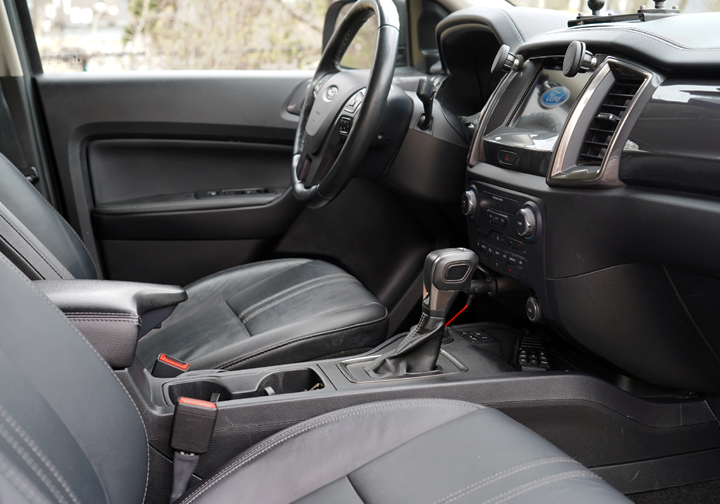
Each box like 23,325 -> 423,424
166,367 -> 325,404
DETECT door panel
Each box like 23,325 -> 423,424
87,139 -> 291,205
34,71 -> 311,253
34,71 -> 310,279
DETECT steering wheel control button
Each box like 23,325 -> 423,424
526,297 -> 543,323
344,89 -> 366,113
461,189 -> 478,217
497,150 -> 518,166
338,116 -> 353,137
515,207 -> 536,238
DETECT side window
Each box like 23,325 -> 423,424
334,3 -> 377,69
26,0 -> 333,72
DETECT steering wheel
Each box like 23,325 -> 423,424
292,0 -> 400,208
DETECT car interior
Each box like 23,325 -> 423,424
0,0 -> 719,502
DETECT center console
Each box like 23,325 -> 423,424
462,182 -> 551,320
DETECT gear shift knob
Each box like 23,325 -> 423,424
422,248 -> 478,317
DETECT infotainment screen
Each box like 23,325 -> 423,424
486,63 -> 592,152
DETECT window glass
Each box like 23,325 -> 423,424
26,0 -> 336,72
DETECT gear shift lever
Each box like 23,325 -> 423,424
366,248 -> 478,377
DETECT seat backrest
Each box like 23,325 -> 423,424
0,154 -> 97,280
0,254 -> 147,503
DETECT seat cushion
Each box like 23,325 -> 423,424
136,259 -> 388,370
179,399 -> 631,504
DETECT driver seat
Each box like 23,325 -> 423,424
0,153 -> 388,370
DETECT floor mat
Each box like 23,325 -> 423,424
629,479 -> 720,504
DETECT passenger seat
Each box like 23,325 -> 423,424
0,153 -> 388,371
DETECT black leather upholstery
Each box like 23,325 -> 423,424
0,254 -> 630,504
136,258 -> 389,370
0,254 -> 147,504
35,280 -> 188,369
178,399 -> 631,504
0,153 -> 388,370
0,154 -> 97,280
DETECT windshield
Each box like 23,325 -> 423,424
489,0 -> 720,13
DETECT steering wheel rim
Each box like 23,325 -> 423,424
292,0 -> 400,208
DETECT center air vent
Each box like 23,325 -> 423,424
578,78 -> 643,166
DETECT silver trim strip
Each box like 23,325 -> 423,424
548,58 -> 657,186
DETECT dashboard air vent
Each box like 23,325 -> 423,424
578,78 -> 643,166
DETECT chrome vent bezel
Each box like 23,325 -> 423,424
547,58 -> 659,187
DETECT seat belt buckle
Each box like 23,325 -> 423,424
169,397 -> 218,503
170,397 -> 218,455
152,354 -> 189,378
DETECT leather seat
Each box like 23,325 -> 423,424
0,254 -> 631,504
0,154 -> 388,370
136,258 -> 388,370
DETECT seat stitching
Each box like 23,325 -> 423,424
64,312 -> 136,317
237,273 -> 352,319
0,456 -> 51,504
0,404 -> 80,504
241,277 -> 360,323
0,253 -> 150,504
0,211 -> 68,279
434,457 -> 580,504
180,399 -> 481,504
65,317 -> 140,324
480,470 -> 602,504
214,315 -> 388,368
0,422 -> 70,504
183,258 -> 310,291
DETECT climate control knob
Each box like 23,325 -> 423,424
515,207 -> 536,237
461,189 -> 477,217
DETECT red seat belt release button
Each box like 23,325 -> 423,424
152,353 -> 190,378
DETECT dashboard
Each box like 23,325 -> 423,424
433,6 -> 720,394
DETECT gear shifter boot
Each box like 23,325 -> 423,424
366,314 -> 445,377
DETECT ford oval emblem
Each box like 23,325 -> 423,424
325,86 -> 339,101
540,86 -> 570,108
